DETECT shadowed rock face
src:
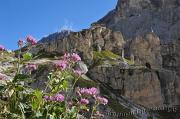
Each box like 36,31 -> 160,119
88,66 -> 180,108
97,0 -> 180,41
88,67 -> 163,107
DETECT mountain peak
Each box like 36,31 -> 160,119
116,0 -> 179,11
97,0 -> 180,41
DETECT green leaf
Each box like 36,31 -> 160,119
23,52 -> 32,61
19,103 -> 26,119
48,72 -> 53,80
80,105 -> 88,110
0,83 -> 6,91
35,110 -> 43,118
67,106 -> 78,118
62,80 -> 69,89
48,114 -> 55,119
32,90 -> 43,111
15,85 -> 24,91
13,74 -> 30,82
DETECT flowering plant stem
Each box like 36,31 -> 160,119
66,76 -> 80,102
90,102 -> 97,119
17,46 -> 22,74
72,76 -> 80,90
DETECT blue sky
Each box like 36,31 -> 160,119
0,0 -> 117,50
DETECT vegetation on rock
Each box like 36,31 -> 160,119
0,38 -> 108,119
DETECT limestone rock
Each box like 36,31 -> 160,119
126,33 -> 162,68
161,39 -> 180,76
157,70 -> 180,106
31,26 -> 125,65
88,66 -> 164,107
97,0 -> 180,41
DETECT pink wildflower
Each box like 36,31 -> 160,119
80,98 -> 89,105
18,40 -> 24,47
49,96 -> 54,101
89,87 -> 98,96
96,96 -> 108,105
25,64 -> 37,72
26,35 -> 37,45
94,111 -> 104,117
43,95 -> 49,100
73,69 -> 83,75
0,73 -> 8,80
44,94 -> 64,102
44,95 -> 52,101
68,101 -> 74,107
79,87 -> 98,97
55,60 -> 68,70
0,45 -> 5,51
53,94 -> 65,102
79,88 -> 89,96
63,53 -> 71,60
71,53 -> 81,62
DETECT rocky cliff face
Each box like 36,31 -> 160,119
30,29 -> 180,119
27,0 -> 180,118
95,0 -> 180,108
88,66 -> 163,107
32,26 -> 125,65
88,65 -> 180,107
161,39 -> 180,76
97,0 -> 180,41
125,33 -> 162,68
